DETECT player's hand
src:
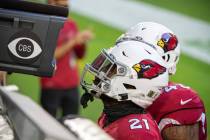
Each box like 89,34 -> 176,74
75,29 -> 94,45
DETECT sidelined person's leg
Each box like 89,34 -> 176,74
41,89 -> 61,117
61,87 -> 79,116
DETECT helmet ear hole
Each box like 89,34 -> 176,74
123,83 -> 136,89
162,54 -> 170,62
162,55 -> 166,60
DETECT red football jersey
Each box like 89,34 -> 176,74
147,82 -> 207,140
98,113 -> 162,140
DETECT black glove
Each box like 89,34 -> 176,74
80,86 -> 94,108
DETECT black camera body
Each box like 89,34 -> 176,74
0,1 -> 68,77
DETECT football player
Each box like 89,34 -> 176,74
80,40 -> 169,140
116,22 -> 207,140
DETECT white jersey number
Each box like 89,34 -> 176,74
129,118 -> 150,130
164,84 -> 190,93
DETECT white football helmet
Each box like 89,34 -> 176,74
116,22 -> 180,75
81,40 -> 169,108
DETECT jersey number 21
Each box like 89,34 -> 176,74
129,119 -> 150,130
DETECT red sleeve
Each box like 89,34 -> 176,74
158,108 -> 207,140
158,108 -> 204,131
73,44 -> 86,59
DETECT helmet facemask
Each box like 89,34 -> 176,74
80,49 -> 127,98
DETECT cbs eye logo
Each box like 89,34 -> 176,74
8,37 -> 42,60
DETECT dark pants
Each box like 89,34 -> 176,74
40,87 -> 79,118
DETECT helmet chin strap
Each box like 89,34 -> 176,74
80,86 -> 94,108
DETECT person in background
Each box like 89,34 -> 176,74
40,0 -> 94,118
0,71 -> 6,86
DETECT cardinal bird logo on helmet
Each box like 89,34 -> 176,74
132,60 -> 166,79
157,33 -> 178,53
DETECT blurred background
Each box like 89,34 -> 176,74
7,0 -> 210,136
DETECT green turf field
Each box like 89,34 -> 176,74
8,10 -> 210,136
137,0 -> 210,23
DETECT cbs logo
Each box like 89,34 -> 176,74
8,37 -> 42,59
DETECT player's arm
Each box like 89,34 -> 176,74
55,30 -> 93,59
54,37 -> 77,59
162,123 -> 199,140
